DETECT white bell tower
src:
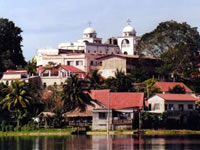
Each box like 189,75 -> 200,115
117,19 -> 137,55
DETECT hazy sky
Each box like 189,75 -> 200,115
0,0 -> 200,60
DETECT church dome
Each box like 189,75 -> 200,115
122,25 -> 136,34
83,27 -> 96,34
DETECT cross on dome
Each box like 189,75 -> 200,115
88,21 -> 92,27
127,19 -> 131,25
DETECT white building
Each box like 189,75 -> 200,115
117,24 -> 140,55
148,94 -> 197,113
36,22 -> 140,66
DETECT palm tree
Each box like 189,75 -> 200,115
87,69 -> 104,89
105,69 -> 133,92
61,74 -> 94,112
0,81 -> 34,111
0,81 -> 34,128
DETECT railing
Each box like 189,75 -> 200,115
68,121 -> 92,127
167,111 -> 191,117
113,119 -> 132,125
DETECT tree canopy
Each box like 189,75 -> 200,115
0,18 -> 26,73
105,69 -> 134,92
137,20 -> 200,80
168,85 -> 186,94
61,75 -> 94,112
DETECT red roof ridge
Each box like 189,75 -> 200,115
156,93 -> 197,101
154,81 -> 192,93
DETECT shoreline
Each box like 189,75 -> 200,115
0,129 -> 200,136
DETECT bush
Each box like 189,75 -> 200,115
21,121 -> 38,131
1,120 -> 6,132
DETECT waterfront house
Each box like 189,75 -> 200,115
90,90 -> 144,130
148,94 -> 197,120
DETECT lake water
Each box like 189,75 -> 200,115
0,135 -> 200,150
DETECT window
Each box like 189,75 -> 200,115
99,112 -> 107,120
67,61 -> 74,66
76,61 -> 83,66
88,50 -> 90,53
149,104 -> 152,110
43,83 -> 46,88
169,104 -> 174,111
154,103 -> 160,110
188,104 -> 193,110
90,61 -> 93,66
165,104 -> 168,111
99,61 -> 102,66
178,104 -> 184,111
94,51 -> 96,53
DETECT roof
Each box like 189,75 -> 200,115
154,82 -> 192,93
60,65 -> 85,73
3,69 -> 27,75
123,25 -> 136,34
90,90 -> 144,109
96,54 -> 157,60
37,65 -> 85,74
156,94 -> 197,101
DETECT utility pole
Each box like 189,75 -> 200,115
107,91 -> 110,136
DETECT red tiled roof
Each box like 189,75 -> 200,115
37,65 -> 85,74
60,65 -> 85,73
154,82 -> 192,93
156,94 -> 197,101
90,90 -> 144,109
4,70 -> 27,74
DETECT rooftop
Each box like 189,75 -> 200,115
90,90 -> 144,109
154,82 -> 192,93
156,94 -> 197,101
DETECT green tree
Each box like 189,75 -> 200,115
87,69 -> 104,90
168,85 -> 186,94
0,81 -> 35,128
105,69 -> 133,92
61,74 -> 94,112
137,20 -> 200,80
0,18 -> 26,73
144,78 -> 161,98
25,57 -> 37,75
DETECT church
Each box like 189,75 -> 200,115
36,21 -> 140,67
35,21 -> 154,84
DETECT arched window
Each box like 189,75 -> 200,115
124,51 -> 128,55
122,39 -> 130,44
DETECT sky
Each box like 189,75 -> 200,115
0,0 -> 200,61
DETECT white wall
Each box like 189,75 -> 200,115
148,95 -> 165,113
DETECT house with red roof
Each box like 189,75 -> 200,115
1,69 -> 40,85
148,94 -> 197,115
89,90 -> 144,130
153,82 -> 192,94
37,65 -> 86,86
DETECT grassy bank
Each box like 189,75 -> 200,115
87,129 -> 200,136
0,129 -> 73,136
1,129 -> 200,136
144,129 -> 200,135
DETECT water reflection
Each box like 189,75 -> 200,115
0,135 -> 200,150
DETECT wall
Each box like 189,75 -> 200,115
40,77 -> 66,87
98,57 -> 126,78
165,101 -> 195,111
92,109 -> 112,130
148,95 -> 165,113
